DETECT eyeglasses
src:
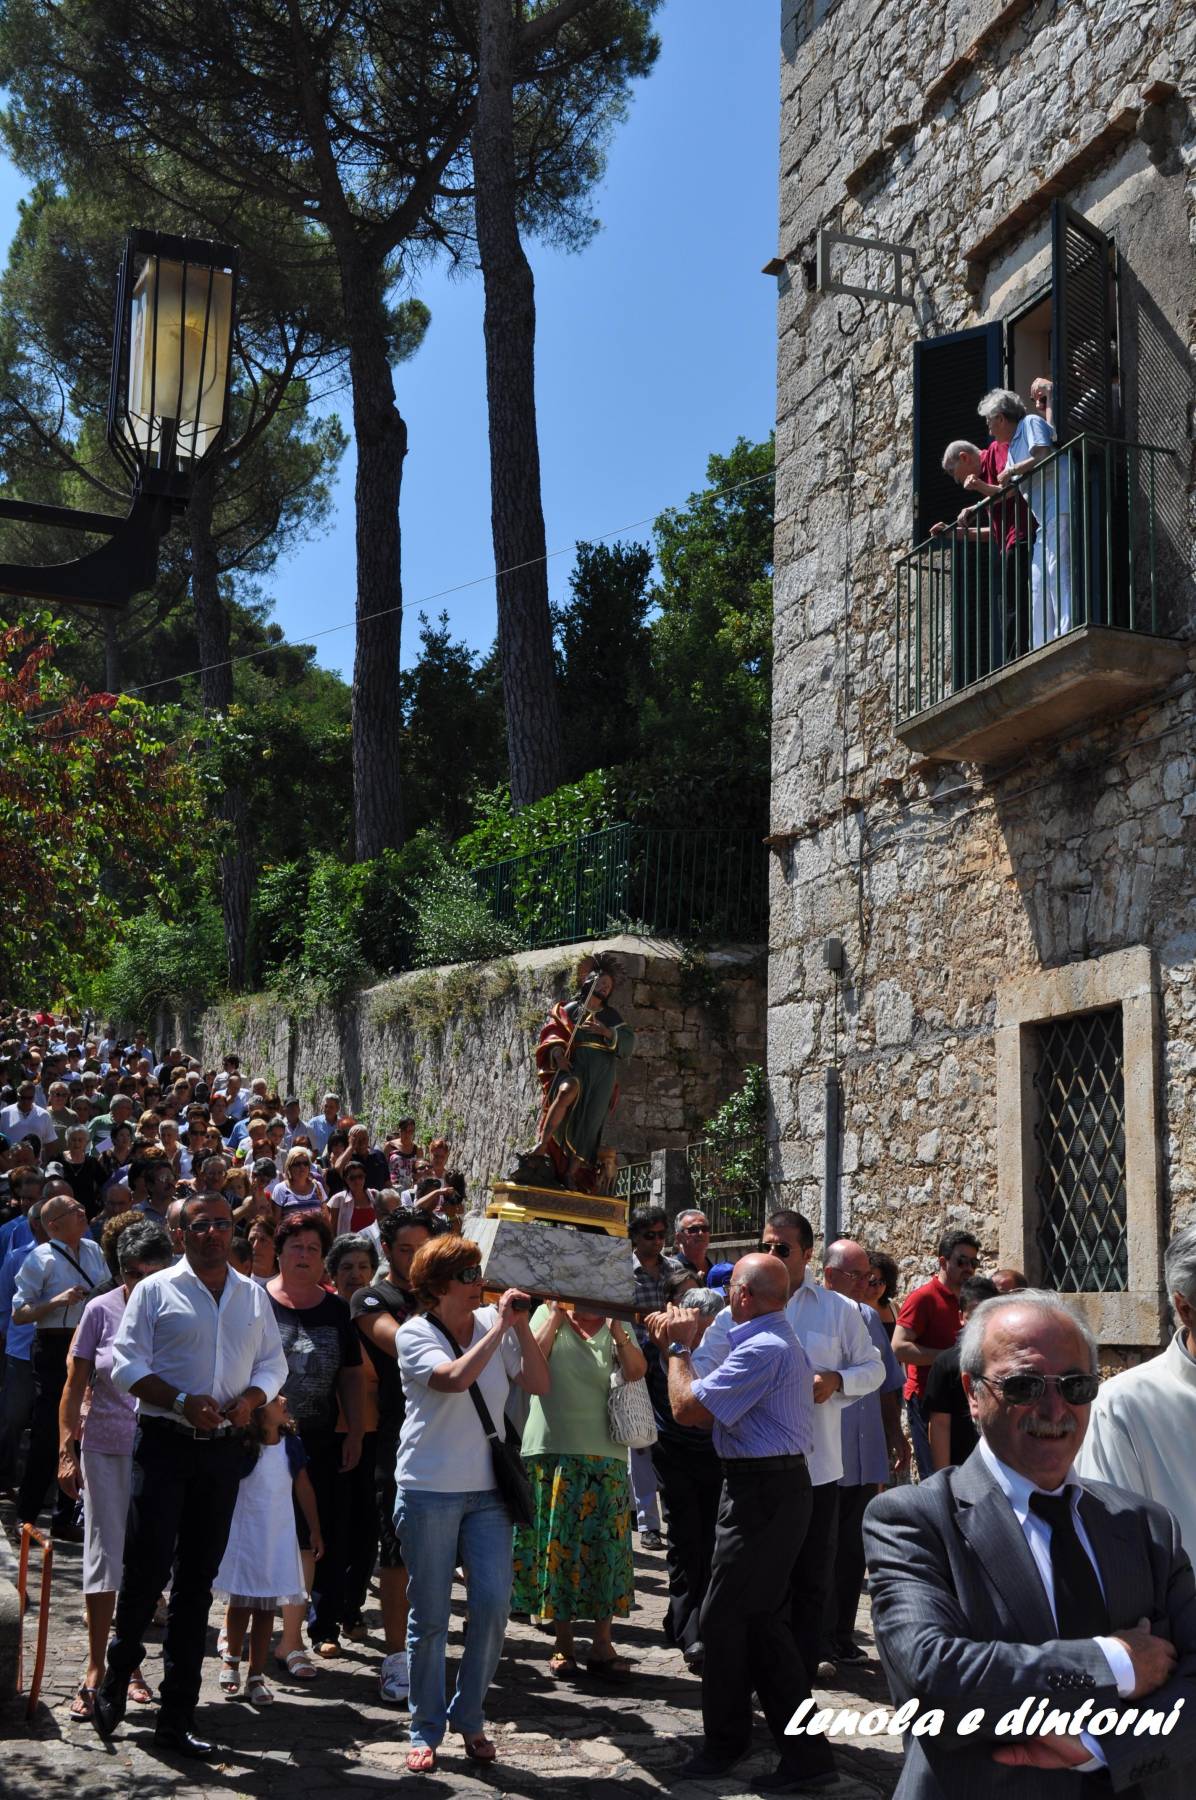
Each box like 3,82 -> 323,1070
756,1240 -> 792,1258
188,1218 -> 234,1236
973,1372 -> 1099,1405
452,1265 -> 484,1284
679,1224 -> 708,1236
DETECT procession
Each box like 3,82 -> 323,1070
2,2 -> 1195,1798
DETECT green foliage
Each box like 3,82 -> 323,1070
554,540 -> 653,779
694,1064 -> 768,1234
0,615 -> 209,1004
399,612 -> 506,839
456,768 -> 621,868
702,1064 -> 767,1144
410,861 -> 521,970
86,901 -> 227,1021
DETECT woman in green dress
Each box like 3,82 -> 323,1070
511,1301 -> 645,1678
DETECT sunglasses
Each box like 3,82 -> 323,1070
679,1224 -> 708,1236
973,1372 -> 1099,1405
635,1228 -> 666,1240
188,1218 -> 234,1236
756,1240 -> 792,1258
452,1265 -> 484,1284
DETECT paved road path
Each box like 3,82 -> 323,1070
2,1501 -> 902,1799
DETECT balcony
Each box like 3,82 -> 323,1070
894,436 -> 1188,764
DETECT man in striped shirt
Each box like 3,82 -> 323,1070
653,1254 -> 836,1794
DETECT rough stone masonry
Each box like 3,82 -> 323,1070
769,0 -> 1196,1352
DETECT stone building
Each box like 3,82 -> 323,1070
768,0 -> 1195,1351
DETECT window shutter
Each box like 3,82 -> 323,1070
1051,201 -> 1113,441
911,324 -> 1004,545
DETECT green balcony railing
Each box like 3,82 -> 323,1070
685,1133 -> 769,1238
895,435 -> 1176,724
470,823 -> 766,951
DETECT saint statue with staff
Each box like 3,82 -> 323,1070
526,953 -> 635,1194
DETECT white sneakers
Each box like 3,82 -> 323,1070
379,1650 -> 410,1703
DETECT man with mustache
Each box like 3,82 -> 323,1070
863,1291 -> 1196,1798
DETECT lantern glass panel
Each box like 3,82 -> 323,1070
124,252 -> 233,469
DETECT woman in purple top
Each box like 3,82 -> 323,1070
58,1216 -> 173,1722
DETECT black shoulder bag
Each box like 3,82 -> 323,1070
427,1314 -> 536,1527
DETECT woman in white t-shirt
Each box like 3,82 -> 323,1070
396,1235 -> 549,1774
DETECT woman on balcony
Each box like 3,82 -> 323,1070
985,386 -> 1072,648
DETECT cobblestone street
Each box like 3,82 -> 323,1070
2,1501 -> 901,1800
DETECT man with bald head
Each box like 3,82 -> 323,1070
864,1291 -> 1196,1797
653,1254 -> 836,1792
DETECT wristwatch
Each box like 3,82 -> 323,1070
666,1342 -> 691,1359
172,1390 -> 189,1417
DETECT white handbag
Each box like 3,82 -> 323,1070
608,1365 -> 658,1449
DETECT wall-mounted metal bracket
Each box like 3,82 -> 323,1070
817,228 -> 916,308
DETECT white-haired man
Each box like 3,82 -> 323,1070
864,1290 -> 1196,1798
1077,1224 -> 1196,1558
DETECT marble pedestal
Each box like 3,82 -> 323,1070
466,1213 -> 636,1312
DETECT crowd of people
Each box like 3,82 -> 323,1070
2,1005 -> 1196,1794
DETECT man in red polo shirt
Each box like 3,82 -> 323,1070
892,1230 -> 980,1478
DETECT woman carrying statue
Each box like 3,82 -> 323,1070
530,955 -> 634,1193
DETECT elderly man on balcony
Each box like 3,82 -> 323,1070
983,386 -> 1072,649
936,437 -> 1031,672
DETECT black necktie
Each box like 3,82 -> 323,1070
1028,1490 -> 1110,1636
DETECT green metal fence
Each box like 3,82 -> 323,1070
471,824 -> 766,951
895,436 -> 1175,724
685,1134 -> 769,1238
615,1157 -> 653,1212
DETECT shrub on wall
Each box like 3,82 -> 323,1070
86,901 -> 227,1020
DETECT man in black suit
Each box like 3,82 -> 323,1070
863,1290 -> 1196,1799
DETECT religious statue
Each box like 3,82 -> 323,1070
511,954 -> 635,1195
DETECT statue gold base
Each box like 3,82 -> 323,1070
486,1180 -> 628,1238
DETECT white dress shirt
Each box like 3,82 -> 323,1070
693,1269 -> 884,1484
0,1102 -> 58,1149
977,1436 -> 1135,1771
111,1258 -> 288,1417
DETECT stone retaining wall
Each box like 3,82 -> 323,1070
163,935 -> 764,1198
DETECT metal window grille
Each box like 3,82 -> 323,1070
1032,1006 -> 1128,1292
615,1158 -> 653,1211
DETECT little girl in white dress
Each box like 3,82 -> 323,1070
214,1393 -> 323,1705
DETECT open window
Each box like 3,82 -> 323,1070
911,323 -> 1003,544
911,200 -> 1119,544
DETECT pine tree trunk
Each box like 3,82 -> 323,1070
474,0 -> 563,809
339,247 -> 407,859
189,465 -> 252,989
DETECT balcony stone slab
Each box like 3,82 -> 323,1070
896,625 -> 1190,764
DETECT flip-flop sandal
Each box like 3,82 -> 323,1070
462,1733 -> 498,1764
275,1648 -> 318,1682
549,1654 -> 578,1678
406,1747 -> 437,1773
69,1685 -> 96,1722
127,1671 -> 155,1705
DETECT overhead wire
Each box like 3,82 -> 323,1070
12,463 -> 778,742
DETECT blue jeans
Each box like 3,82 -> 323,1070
395,1486 -> 513,1748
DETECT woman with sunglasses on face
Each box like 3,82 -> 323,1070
396,1236 -> 549,1774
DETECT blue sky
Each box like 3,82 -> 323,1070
0,1 -> 780,679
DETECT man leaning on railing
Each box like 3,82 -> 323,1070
934,436 -> 1032,674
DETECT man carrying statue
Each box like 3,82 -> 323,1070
526,954 -> 635,1194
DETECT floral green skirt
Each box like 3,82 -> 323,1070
511,1453 -> 634,1622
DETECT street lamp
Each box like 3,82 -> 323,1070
0,229 -> 238,609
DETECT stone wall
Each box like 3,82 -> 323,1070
769,0 -> 1196,1337
165,935 -> 764,1198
